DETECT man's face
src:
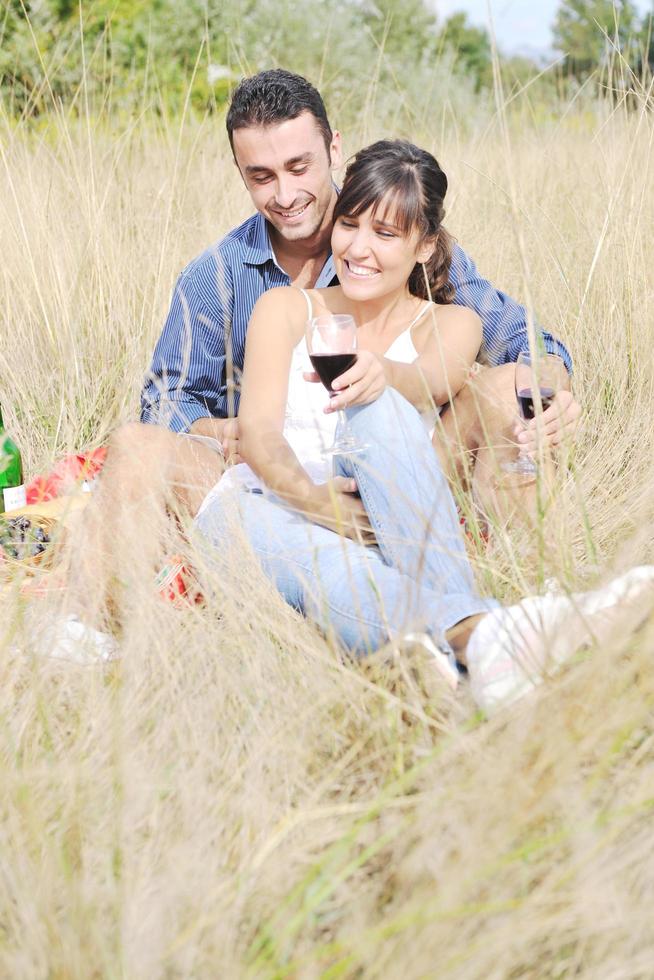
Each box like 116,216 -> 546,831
232,112 -> 341,246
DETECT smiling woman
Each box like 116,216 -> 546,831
229,138 -> 481,507
193,138 -> 496,687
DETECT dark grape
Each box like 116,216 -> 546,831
0,517 -> 51,562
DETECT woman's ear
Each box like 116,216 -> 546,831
416,236 -> 436,265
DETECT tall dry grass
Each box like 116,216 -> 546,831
1,75 -> 654,978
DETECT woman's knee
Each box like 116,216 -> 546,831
347,387 -> 420,435
479,363 -> 516,402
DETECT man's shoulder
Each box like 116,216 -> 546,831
179,213 -> 264,285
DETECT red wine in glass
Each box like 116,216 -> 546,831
309,352 -> 357,393
516,386 -> 556,421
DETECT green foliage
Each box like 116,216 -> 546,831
3,0 -> 649,122
437,12 -> 493,90
0,0 -> 492,127
552,0 -> 643,78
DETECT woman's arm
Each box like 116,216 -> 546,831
238,288 -> 311,502
238,289 -> 371,536
386,304 -> 482,409
327,305 -> 482,413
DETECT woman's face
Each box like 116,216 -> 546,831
331,199 -> 433,301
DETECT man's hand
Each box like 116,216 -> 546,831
304,477 -> 375,544
189,416 -> 241,464
221,418 -> 241,465
514,389 -> 581,455
303,351 -> 386,412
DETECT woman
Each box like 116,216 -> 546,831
198,138 -> 481,533
195,139 -> 654,715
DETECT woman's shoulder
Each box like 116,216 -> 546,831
433,301 -> 480,326
253,284 -> 343,315
245,288 -> 311,355
413,301 -> 481,333
252,285 -> 304,312
411,301 -> 481,352
301,285 -> 345,315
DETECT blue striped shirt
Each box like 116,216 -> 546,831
140,211 -> 572,432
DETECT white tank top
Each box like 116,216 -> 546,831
200,290 -> 439,506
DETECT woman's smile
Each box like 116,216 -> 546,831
343,259 -> 380,279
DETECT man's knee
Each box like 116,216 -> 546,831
475,363 -> 517,410
450,363 -> 517,442
107,421 -> 175,463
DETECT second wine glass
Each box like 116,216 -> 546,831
503,352 -> 570,475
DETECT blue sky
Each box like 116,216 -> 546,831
438,0 -> 653,57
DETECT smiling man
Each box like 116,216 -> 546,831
138,72 -> 343,502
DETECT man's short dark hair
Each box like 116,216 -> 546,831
226,69 -> 333,156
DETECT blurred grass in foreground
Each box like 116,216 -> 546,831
1,41 -> 654,980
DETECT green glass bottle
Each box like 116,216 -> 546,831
0,404 -> 27,514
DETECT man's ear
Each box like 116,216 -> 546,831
329,130 -> 343,171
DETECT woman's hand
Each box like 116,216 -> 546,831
514,390 -> 582,454
304,351 -> 387,412
303,478 -> 376,544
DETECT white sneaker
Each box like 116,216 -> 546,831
36,614 -> 119,665
466,565 -> 654,716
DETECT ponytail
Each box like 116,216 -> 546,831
409,227 -> 455,304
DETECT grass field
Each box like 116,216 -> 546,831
1,77 -> 654,978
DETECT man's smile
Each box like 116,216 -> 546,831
269,201 -> 311,220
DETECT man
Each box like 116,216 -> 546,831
133,68 -> 580,522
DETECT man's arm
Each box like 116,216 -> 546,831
450,244 -> 581,450
140,254 -> 234,433
450,244 -> 573,372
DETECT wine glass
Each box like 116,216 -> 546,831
305,314 -> 367,456
503,352 -> 571,476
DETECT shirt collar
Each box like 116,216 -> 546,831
242,209 -> 337,285
242,212 -> 276,267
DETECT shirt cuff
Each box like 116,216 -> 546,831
140,396 -> 216,434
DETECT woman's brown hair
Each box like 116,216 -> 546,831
333,139 -> 455,304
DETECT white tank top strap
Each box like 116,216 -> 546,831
297,287 -> 314,322
406,301 -> 434,331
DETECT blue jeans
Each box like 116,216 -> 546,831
195,389 -> 497,657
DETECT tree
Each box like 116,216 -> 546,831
636,10 -> 654,74
358,0 -> 439,62
552,0 -> 641,79
436,12 -> 492,90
